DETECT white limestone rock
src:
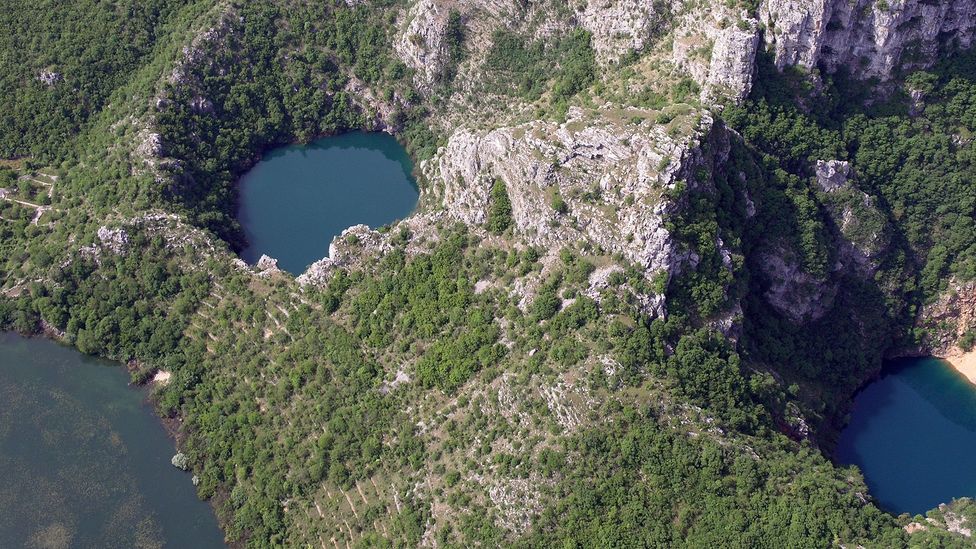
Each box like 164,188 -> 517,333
256,254 -> 280,275
761,0 -> 976,80
395,0 -> 451,93
423,106 -> 723,313
97,226 -> 129,254
815,159 -> 850,192
171,452 -> 190,471
672,7 -> 761,102
578,0 -> 661,63
38,70 -> 62,86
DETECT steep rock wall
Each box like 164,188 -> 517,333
761,0 -> 976,80
672,7 -> 761,101
913,280 -> 976,357
425,107 -> 709,280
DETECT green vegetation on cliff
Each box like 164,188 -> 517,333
1,1 -> 975,548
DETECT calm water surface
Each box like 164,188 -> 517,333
238,132 -> 418,274
836,356 -> 976,515
0,332 -> 224,548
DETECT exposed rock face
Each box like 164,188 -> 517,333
171,452 -> 189,471
704,20 -> 762,101
37,70 -> 62,86
940,501 -> 975,537
395,0 -> 451,93
97,226 -> 129,254
815,159 -> 850,192
167,9 -> 238,89
760,0 -> 976,80
914,280 -> 976,356
578,0 -> 661,62
344,76 -> 400,131
256,254 -> 280,275
813,159 -> 890,274
137,132 -> 165,159
672,7 -> 761,101
298,214 -> 444,286
298,224 -> 388,285
425,106 -> 709,284
760,246 -> 836,323
394,0 -> 525,99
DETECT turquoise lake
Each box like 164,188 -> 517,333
0,333 -> 225,548
836,356 -> 976,515
238,132 -> 419,274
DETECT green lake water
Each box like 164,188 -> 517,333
836,356 -> 976,515
238,131 -> 419,274
0,332 -> 225,548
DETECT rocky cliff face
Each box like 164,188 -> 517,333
756,158 -> 890,323
395,0 -> 453,93
761,0 -> 976,80
913,280 -> 976,357
578,0 -> 663,62
394,0 -> 761,104
672,5 -> 761,101
759,245 -> 838,323
422,106 -> 721,314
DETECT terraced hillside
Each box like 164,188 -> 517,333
2,0 -> 976,547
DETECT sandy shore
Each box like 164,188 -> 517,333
942,348 -> 976,385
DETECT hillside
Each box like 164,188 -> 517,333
1,0 -> 975,546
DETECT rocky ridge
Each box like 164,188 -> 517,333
426,107 -> 706,273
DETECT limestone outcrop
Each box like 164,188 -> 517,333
256,254 -> 281,276
97,226 -> 130,254
424,106 -> 711,287
815,159 -> 850,192
760,0 -> 976,80
298,213 -> 445,286
578,0 -> 662,62
672,7 -> 761,101
914,280 -> 976,356
395,0 -> 451,93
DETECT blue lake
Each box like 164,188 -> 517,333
836,356 -> 976,515
0,332 -> 225,548
238,132 -> 419,274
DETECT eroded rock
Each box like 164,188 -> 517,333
97,226 -> 129,254
426,106 -> 708,281
815,159 -> 851,192
760,246 -> 836,323
761,0 -> 976,80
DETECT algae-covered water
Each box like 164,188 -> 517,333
0,332 -> 224,548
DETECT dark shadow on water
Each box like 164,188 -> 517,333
884,357 -> 976,432
836,356 -> 976,515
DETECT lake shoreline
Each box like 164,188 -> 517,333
836,355 -> 976,515
0,332 -> 227,547
941,347 -> 976,385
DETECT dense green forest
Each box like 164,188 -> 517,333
1,0 -> 975,547
0,0 -> 207,161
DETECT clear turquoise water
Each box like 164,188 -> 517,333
836,356 -> 976,515
238,132 -> 419,274
0,332 -> 225,548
